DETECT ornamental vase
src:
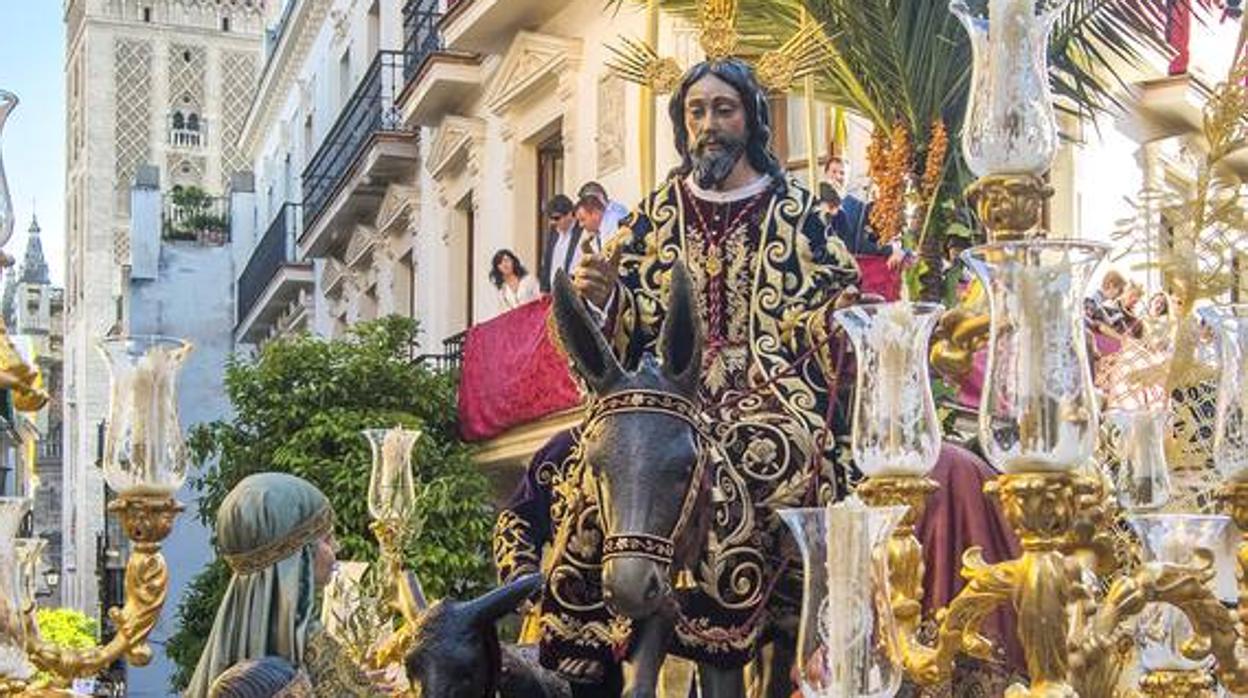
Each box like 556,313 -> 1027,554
0,90 -> 15,247
1209,305 -> 1248,482
963,240 -> 1107,473
950,0 -> 1069,178
363,427 -> 420,522
833,302 -> 944,478
1104,408 -> 1172,512
1128,514 -> 1231,672
96,336 -> 193,496
780,500 -> 907,698
0,497 -> 33,683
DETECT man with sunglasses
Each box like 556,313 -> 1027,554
539,194 -> 582,293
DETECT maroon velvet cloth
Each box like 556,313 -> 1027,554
856,254 -> 902,301
918,444 -> 1026,674
457,296 -> 582,442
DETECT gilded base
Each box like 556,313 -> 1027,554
857,477 -> 939,659
856,477 -> 939,530
22,496 -> 181,685
965,174 -> 1053,242
1138,670 -> 1215,698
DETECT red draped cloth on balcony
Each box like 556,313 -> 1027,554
458,296 -> 582,442
855,253 -> 902,301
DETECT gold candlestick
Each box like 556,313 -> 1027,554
20,495 -> 182,687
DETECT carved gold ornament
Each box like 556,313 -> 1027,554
606,0 -> 830,94
21,496 -> 183,688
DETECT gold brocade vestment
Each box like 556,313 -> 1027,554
493,175 -> 860,671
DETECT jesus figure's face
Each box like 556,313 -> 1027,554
683,73 -> 749,190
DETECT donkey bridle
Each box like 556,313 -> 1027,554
584,389 -> 711,566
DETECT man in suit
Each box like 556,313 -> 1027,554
821,155 -> 906,268
539,194 -> 581,293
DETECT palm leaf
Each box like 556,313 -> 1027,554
606,0 -> 1176,131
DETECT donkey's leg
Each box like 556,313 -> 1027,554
753,636 -> 797,698
622,612 -> 675,698
698,662 -> 746,698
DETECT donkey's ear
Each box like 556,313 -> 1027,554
551,270 -> 623,394
658,262 -> 701,396
463,573 -> 543,626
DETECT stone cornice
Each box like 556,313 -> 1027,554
240,0 -> 331,156
484,31 -> 582,115
427,115 -> 486,180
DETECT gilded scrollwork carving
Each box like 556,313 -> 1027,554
26,496 -> 182,680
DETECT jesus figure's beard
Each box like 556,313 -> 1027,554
691,133 -> 746,190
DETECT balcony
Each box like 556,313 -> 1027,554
300,50 -> 418,258
1118,73 -> 1248,179
163,189 -> 229,245
168,113 -> 206,149
439,0 -> 575,54
413,330 -> 467,373
399,0 -> 484,128
455,297 -> 584,471
235,203 -> 313,344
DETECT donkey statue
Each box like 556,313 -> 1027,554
403,572 -> 571,698
543,262 -> 800,697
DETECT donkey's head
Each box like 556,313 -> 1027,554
403,573 -> 542,698
551,264 -> 703,619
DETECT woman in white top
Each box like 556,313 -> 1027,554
491,249 -> 540,311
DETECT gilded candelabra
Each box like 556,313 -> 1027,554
0,336 -> 193,696
362,427 -> 426,670
840,2 -> 1248,694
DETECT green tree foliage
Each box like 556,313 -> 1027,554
166,185 -> 228,240
165,317 -> 494,690
33,608 -> 99,686
35,608 -> 98,649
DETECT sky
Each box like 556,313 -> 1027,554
0,2 -> 66,285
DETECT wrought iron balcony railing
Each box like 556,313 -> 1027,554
302,50 -> 412,232
402,0 -> 443,83
413,330 -> 467,372
237,203 -> 302,324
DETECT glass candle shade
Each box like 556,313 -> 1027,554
834,302 -> 945,478
14,537 -> 44,610
0,497 -> 33,682
963,240 -> 1107,473
950,0 -> 1070,178
780,501 -> 907,698
1104,408 -> 1172,512
1210,305 -> 1248,482
96,336 -> 193,497
1128,514 -> 1231,672
363,427 -> 420,522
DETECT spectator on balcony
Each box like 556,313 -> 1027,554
573,194 -> 608,257
577,181 -> 629,237
491,249 -> 540,312
539,194 -> 581,294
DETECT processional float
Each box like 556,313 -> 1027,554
778,1 -> 1248,697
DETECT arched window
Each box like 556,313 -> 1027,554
186,113 -> 200,132
172,112 -> 185,130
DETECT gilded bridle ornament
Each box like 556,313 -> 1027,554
586,389 -> 712,566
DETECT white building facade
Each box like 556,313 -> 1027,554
233,0 -> 415,347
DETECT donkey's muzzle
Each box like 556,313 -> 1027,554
602,556 -> 671,619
